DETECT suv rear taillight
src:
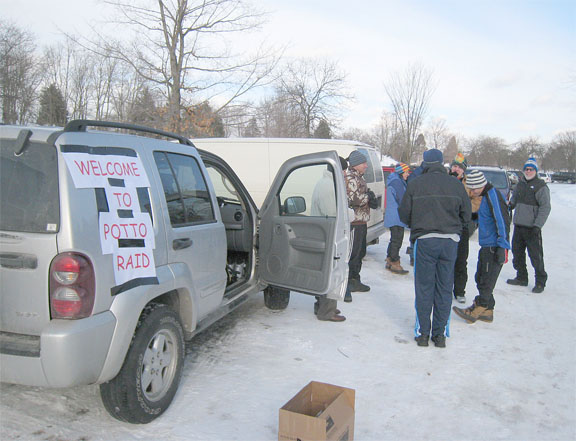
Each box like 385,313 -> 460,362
49,253 -> 95,319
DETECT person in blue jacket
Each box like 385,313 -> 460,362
453,170 -> 511,323
384,163 -> 410,274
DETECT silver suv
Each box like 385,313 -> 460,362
0,120 -> 349,423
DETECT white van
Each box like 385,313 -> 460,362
192,138 -> 386,243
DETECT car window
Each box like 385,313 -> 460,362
153,151 -> 215,226
0,139 -> 59,233
278,163 -> 334,216
357,148 -> 374,183
480,170 -> 508,190
367,149 -> 384,182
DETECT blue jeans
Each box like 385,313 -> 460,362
414,237 -> 458,337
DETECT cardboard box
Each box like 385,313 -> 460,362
278,381 -> 355,441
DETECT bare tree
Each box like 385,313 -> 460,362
276,58 -> 353,137
0,21 -> 42,124
88,0 -> 280,134
384,62 -> 436,163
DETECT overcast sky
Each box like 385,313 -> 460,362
3,0 -> 575,144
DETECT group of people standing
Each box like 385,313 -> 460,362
314,147 -> 552,350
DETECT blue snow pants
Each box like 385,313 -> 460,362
414,237 -> 458,338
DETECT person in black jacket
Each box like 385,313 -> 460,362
506,157 -> 551,293
399,149 -> 471,348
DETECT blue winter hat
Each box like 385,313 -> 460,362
523,157 -> 538,172
423,148 -> 443,164
348,150 -> 367,167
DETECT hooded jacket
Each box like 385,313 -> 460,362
384,172 -> 408,228
398,162 -> 471,242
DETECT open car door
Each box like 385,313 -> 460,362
258,151 -> 350,299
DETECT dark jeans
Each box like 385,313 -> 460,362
453,228 -> 470,297
511,225 -> 547,286
387,226 -> 405,262
349,223 -> 367,281
474,247 -> 504,310
414,237 -> 458,337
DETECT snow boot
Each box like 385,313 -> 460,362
452,302 -> 489,323
431,335 -> 446,348
388,259 -> 409,275
348,278 -> 370,292
385,257 -> 392,269
532,283 -> 545,293
506,277 -> 528,286
478,309 -> 493,323
415,334 -> 429,347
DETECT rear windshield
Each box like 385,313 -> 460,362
472,169 -> 508,190
0,138 -> 59,233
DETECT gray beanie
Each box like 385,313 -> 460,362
348,150 -> 367,167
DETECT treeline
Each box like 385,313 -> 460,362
1,10 -> 574,172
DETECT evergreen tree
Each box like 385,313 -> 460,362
37,84 -> 67,126
314,119 -> 332,139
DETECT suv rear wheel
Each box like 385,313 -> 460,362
100,304 -> 185,423
263,286 -> 290,310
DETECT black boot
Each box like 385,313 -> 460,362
431,335 -> 446,348
506,278 -> 528,286
414,334 -> 429,347
532,283 -> 545,293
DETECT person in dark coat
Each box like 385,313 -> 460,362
506,157 -> 551,293
399,149 -> 471,348
448,153 -> 482,304
384,163 -> 410,274
453,170 -> 510,323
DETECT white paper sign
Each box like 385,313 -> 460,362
105,186 -> 140,212
113,247 -> 156,286
62,152 -> 150,188
99,211 -> 155,255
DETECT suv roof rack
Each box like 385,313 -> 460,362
64,119 -> 194,147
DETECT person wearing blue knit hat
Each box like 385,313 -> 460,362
507,156 -> 551,293
398,148 -> 471,348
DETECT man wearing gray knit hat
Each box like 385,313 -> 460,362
453,170 -> 510,324
345,150 -> 371,292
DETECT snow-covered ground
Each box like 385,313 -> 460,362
1,185 -> 575,441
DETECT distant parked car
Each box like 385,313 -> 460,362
507,171 -> 519,186
466,166 -> 512,203
538,172 -> 552,183
551,171 -> 576,184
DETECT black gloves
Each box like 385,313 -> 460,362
367,190 -> 378,209
494,247 -> 507,265
471,212 -> 478,221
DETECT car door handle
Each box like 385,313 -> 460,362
173,238 -> 192,250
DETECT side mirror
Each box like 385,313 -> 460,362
283,196 -> 306,215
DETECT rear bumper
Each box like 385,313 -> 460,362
0,311 -> 116,387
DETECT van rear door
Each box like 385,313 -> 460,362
258,151 -> 349,297
0,130 -> 59,335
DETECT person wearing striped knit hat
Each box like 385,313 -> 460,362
453,170 -> 510,324
383,163 -> 411,274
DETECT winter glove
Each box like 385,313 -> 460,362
367,190 -> 379,209
494,247 -> 508,265
471,212 -> 478,221
532,226 -> 541,234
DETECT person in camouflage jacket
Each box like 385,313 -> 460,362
345,150 -> 371,292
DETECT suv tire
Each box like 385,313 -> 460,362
100,304 -> 185,424
263,286 -> 290,310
